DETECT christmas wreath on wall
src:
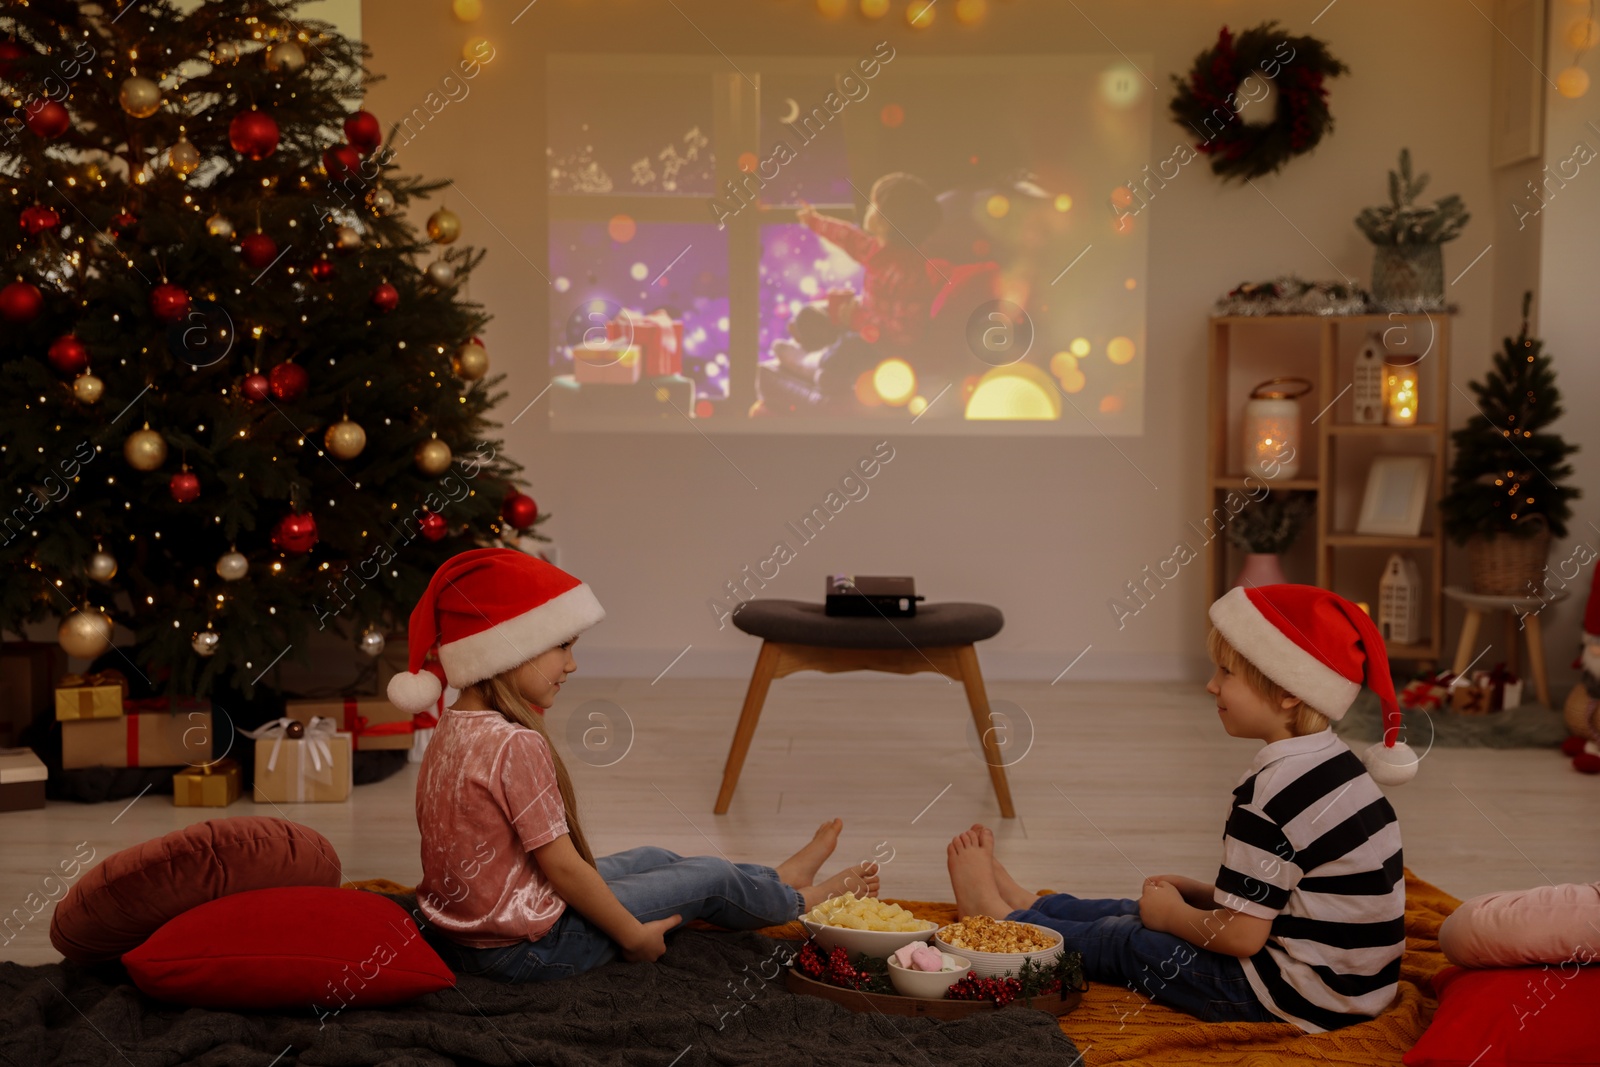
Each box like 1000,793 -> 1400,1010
1169,22 -> 1348,182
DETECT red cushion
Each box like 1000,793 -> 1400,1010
122,886 -> 455,1010
1404,965 -> 1598,1066
51,816 -> 343,963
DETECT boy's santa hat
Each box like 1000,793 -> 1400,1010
1209,584 -> 1417,785
386,547 -> 605,714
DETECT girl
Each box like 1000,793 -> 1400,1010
388,547 -> 878,982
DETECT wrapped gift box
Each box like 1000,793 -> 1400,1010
54,670 -> 128,721
573,341 -> 641,385
285,696 -> 413,751
62,709 -> 214,769
172,758 -> 242,807
1,641 -> 66,745
608,310 -> 683,377
250,719 -> 353,803
0,747 -> 47,812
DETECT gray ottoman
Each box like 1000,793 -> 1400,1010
715,599 -> 1014,817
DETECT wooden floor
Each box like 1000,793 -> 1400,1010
5,677 -> 1593,966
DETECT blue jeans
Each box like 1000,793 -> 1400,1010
1006,895 -> 1277,1023
430,846 -> 804,983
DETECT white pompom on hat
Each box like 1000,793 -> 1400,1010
1209,584 -> 1417,785
387,547 -> 606,714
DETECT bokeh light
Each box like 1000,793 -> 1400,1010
695,399 -> 714,418
1110,186 -> 1134,208
1069,337 -> 1091,357
907,395 -> 928,417
955,0 -> 987,25
907,1 -> 936,27
1099,394 -> 1125,414
607,214 -> 636,243
462,36 -> 490,62
861,0 -> 890,17
452,0 -> 482,21
881,103 -> 905,127
1099,64 -> 1144,107
1557,66 -> 1590,98
1049,352 -> 1077,377
1124,277 -> 1137,290
1106,336 -> 1136,365
629,262 -> 649,281
1567,17 -> 1600,48
816,0 -> 848,17
855,371 -> 884,407
1054,194 -> 1073,212
873,358 -> 916,405
1059,365 -> 1087,393
965,364 -> 1062,421
986,194 -> 1010,219
738,152 -> 759,172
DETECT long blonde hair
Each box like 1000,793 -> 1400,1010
478,672 -> 597,866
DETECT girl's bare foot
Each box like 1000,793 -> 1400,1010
947,829 -> 1010,920
974,824 -> 1038,912
776,818 -> 842,887
801,862 -> 879,909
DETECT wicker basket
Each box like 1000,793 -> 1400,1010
1466,520 -> 1551,596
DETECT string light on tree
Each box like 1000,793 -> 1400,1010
206,213 -> 235,239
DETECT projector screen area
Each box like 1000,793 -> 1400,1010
546,53 -> 1153,434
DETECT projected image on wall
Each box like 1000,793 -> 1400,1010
547,54 -> 1152,433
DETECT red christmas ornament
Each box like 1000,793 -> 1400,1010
169,469 -> 200,503
0,281 -> 42,324
108,212 -> 138,236
47,335 -> 89,376
241,372 -> 271,401
240,232 -> 278,271
0,40 -> 27,81
268,362 -> 309,401
322,144 -> 361,180
308,258 -> 335,281
370,282 -> 399,313
501,492 -> 538,530
343,109 -> 382,153
271,511 -> 319,553
228,109 -> 280,160
20,205 -> 61,236
419,510 -> 448,541
23,99 -> 69,139
150,283 -> 190,324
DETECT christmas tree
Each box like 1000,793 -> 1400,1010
1441,293 -> 1580,543
1,0 -> 537,698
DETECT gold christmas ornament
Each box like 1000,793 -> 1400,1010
87,551 -> 118,582
119,76 -> 163,118
426,260 -> 456,287
206,213 -> 234,238
72,373 -> 104,404
59,609 -> 114,659
169,137 -> 201,176
264,41 -> 306,74
324,418 -> 367,460
368,188 -> 396,215
414,438 -> 452,475
453,340 -> 489,381
123,427 -> 168,471
335,225 -> 361,251
213,41 -> 241,64
426,208 -> 461,245
215,550 -> 249,581
358,627 -> 386,656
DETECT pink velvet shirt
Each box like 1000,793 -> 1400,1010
415,708 -> 569,948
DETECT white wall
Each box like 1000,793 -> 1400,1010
360,0 -> 1500,681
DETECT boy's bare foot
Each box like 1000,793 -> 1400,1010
973,824 -> 1038,913
801,862 -> 880,909
776,818 -> 842,888
947,829 -> 1011,920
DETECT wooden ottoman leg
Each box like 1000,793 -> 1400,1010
955,644 -> 1016,819
715,641 -> 782,815
1453,608 -> 1482,676
1524,613 -> 1551,708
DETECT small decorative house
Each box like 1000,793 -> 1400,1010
1378,553 -> 1423,645
1353,333 -> 1386,424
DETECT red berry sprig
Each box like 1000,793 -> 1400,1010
944,973 -> 1024,1006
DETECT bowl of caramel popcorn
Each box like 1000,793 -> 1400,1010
933,916 -> 1064,977
800,892 -> 938,957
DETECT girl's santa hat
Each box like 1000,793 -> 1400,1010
1209,584 -> 1417,785
387,547 -> 606,714
1582,563 -> 1600,682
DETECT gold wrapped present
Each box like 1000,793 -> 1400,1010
172,758 -> 242,807
54,670 -> 128,721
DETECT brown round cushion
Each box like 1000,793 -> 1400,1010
730,599 -> 1004,649
50,816 -> 343,963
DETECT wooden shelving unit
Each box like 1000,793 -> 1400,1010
1205,313 -> 1452,666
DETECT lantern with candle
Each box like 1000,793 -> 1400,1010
1242,378 -> 1312,481
1384,357 -> 1420,426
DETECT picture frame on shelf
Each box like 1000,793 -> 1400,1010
1356,455 -> 1432,537
1489,0 -> 1545,168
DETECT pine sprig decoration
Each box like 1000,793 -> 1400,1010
1355,149 -> 1470,245
1441,293 -> 1581,543
1226,491 -> 1316,555
1,0 -> 531,697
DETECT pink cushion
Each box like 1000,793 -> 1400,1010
1439,882 -> 1600,968
123,886 -> 454,1010
50,816 -> 342,962
1404,966 -> 1598,1066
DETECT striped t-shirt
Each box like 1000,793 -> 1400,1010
1214,729 -> 1405,1032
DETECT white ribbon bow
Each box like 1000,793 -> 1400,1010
243,715 -> 338,780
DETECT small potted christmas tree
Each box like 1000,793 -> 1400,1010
1226,491 -> 1316,588
1441,293 -> 1580,595
1355,148 -> 1469,311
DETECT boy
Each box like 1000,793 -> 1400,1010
947,584 -> 1418,1031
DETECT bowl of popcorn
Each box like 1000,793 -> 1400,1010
800,893 -> 937,958
885,943 -> 972,999
933,916 -> 1064,978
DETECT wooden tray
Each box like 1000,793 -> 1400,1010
785,968 -> 1083,1019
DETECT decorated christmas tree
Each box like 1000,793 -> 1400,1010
1441,293 -> 1580,544
1,0 -> 537,698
